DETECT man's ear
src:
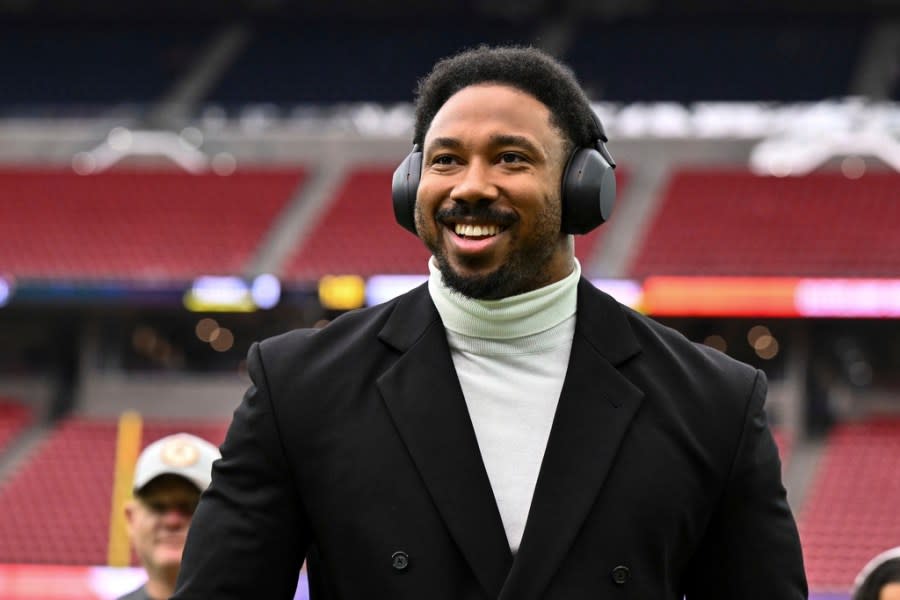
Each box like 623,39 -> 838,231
124,499 -> 138,533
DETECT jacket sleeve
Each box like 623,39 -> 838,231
683,369 -> 808,599
173,341 -> 311,599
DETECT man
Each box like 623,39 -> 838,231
174,46 -> 807,598
118,433 -> 219,600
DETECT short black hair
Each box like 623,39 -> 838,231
854,558 -> 900,600
412,45 -> 599,153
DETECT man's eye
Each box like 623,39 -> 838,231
499,152 -> 525,164
432,155 -> 457,165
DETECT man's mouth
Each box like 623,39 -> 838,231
452,223 -> 506,239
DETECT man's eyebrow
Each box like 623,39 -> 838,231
424,134 -> 548,159
489,134 -> 545,159
424,137 -> 464,155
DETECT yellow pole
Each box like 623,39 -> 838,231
107,411 -> 142,566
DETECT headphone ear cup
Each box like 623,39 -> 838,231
391,148 -> 423,235
560,148 -> 616,235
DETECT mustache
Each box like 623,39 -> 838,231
435,204 -> 518,226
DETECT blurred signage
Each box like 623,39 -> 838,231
183,274 -> 281,312
0,564 -> 309,600
0,276 -> 11,307
318,275 -> 366,310
367,274 -> 900,318
364,275 -> 642,310
644,277 -> 900,318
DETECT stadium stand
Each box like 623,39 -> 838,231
207,20 -> 539,106
0,417 -> 227,564
0,24 -> 212,114
799,416 -> 900,591
0,399 -> 31,455
0,167 -> 306,280
566,18 -> 865,102
627,170 -> 900,278
282,166 -> 629,280
283,167 -> 430,279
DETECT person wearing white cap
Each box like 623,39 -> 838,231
853,547 -> 900,600
117,433 -> 220,600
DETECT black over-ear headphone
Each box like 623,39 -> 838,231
391,113 -> 617,236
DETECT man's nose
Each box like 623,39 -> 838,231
160,506 -> 192,527
451,160 -> 498,203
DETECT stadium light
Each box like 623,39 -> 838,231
183,276 -> 256,312
251,274 -> 281,309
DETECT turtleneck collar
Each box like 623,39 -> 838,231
427,257 -> 580,340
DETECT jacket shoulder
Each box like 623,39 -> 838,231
257,293 -> 402,362
621,304 -> 761,402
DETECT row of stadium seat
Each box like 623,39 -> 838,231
630,170 -> 900,278
0,167 -> 304,280
799,417 -> 900,590
2,166 -> 898,282
0,17 -> 870,110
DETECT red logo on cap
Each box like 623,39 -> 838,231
160,438 -> 200,468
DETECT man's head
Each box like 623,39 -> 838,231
125,433 -> 219,581
410,46 -> 604,300
413,45 -> 600,156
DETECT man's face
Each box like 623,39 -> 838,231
415,83 -> 572,300
125,475 -> 200,574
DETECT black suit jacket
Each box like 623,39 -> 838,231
174,279 -> 807,599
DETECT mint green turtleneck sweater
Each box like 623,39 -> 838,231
427,257 -> 580,553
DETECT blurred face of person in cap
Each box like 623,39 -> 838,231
123,433 -> 218,599
125,474 -> 200,579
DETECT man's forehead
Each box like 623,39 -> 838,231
430,83 -> 549,124
424,84 -> 565,154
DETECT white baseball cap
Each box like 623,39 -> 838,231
132,433 -> 220,495
852,546 -> 900,595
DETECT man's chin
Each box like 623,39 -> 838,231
152,547 -> 185,568
440,264 -> 510,300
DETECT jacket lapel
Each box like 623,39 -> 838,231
499,279 -> 645,600
377,285 -> 513,599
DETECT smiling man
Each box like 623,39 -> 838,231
174,46 -> 807,599
119,433 -> 219,600
414,84 -> 570,300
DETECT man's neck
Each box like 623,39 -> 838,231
144,567 -> 178,600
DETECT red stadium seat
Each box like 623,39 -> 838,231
0,167 -> 306,280
628,170 -> 900,278
799,416 -> 900,590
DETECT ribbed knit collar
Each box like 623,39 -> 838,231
427,257 -> 580,340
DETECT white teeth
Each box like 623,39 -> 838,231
454,224 -> 500,237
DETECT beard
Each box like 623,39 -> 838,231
417,196 -> 564,300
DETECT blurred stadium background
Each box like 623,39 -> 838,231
0,0 -> 899,597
